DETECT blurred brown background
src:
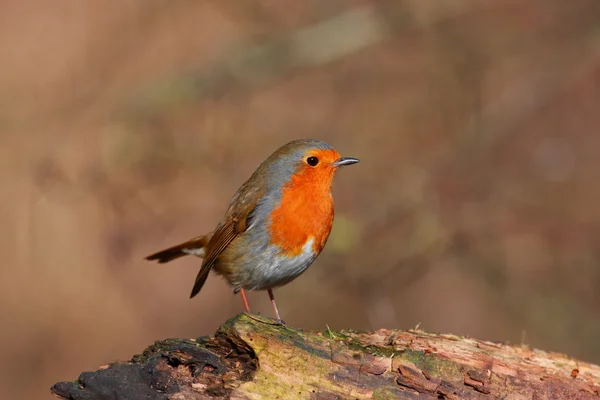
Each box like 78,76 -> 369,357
2,1 -> 600,398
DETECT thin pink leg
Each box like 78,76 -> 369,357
239,289 -> 251,313
268,289 -> 283,322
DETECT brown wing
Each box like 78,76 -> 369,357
189,185 -> 262,298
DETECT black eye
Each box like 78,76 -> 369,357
306,156 -> 319,166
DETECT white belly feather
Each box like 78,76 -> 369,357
246,237 -> 317,290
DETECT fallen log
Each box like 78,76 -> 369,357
51,313 -> 600,399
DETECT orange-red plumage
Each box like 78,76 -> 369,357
268,148 -> 340,256
144,139 -> 358,322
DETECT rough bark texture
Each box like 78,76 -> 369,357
51,313 -> 600,399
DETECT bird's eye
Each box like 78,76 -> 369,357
306,156 -> 319,167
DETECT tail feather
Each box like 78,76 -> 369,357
145,235 -> 210,264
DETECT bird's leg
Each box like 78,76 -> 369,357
268,289 -> 285,325
239,288 -> 251,313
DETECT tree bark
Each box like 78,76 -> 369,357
51,313 -> 600,399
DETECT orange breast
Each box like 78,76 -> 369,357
268,168 -> 335,256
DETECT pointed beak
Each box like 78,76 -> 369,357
331,157 -> 360,167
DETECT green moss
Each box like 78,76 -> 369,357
231,313 -> 333,360
279,330 -> 331,359
321,328 -> 350,342
372,388 -> 402,400
398,349 -> 462,379
332,334 -> 396,359
218,313 -> 247,332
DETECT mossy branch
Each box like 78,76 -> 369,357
51,313 -> 600,399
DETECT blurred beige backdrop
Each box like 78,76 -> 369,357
2,1 -> 600,398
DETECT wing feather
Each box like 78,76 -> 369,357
189,186 -> 261,298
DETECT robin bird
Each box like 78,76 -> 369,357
145,138 -> 359,322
